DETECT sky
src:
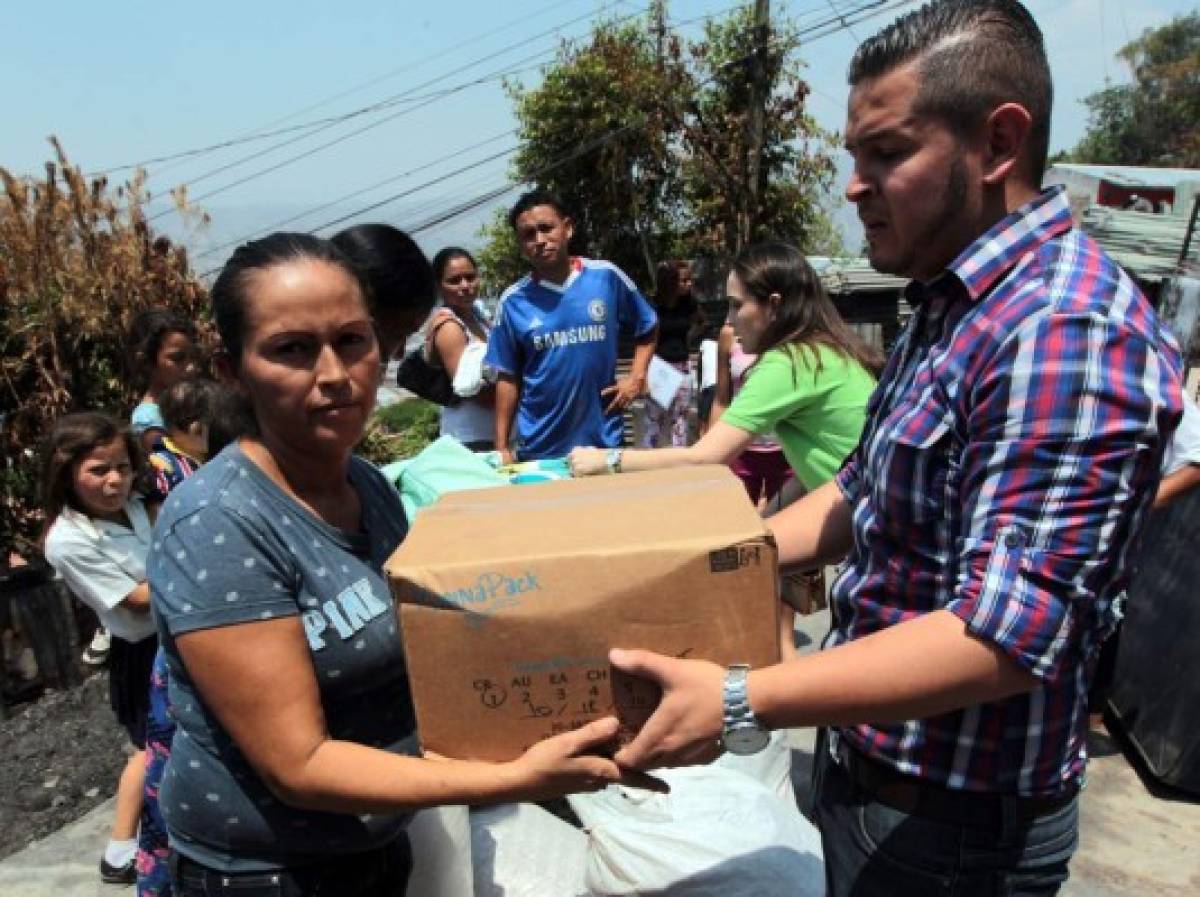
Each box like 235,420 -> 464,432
2,0 -> 1195,270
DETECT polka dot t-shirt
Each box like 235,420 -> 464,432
149,442 -> 415,872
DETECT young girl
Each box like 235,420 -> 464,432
41,412 -> 158,886
127,309 -> 199,452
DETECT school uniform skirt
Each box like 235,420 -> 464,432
109,634 -> 158,748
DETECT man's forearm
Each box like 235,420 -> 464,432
494,376 -> 519,451
749,609 -> 1039,730
630,330 -> 657,379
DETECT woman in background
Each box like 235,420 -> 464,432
426,247 -> 494,450
638,260 -> 704,448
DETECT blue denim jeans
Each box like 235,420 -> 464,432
812,735 -> 1078,896
168,835 -> 411,897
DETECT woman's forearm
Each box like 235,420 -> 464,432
269,738 -> 520,814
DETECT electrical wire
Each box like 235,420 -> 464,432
195,0 -> 913,273
88,0 -> 639,177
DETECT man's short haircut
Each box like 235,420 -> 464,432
507,189 -> 570,230
848,0 -> 1052,179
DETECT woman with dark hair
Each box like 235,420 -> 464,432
150,232 -> 632,897
425,246 -> 494,450
330,223 -> 437,361
637,260 -> 705,448
569,241 -> 879,492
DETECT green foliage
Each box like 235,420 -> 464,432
488,1 -> 838,289
0,141 -> 209,556
358,399 -> 441,465
505,11 -> 688,286
681,6 -> 836,256
1068,12 -> 1200,167
475,207 -> 525,296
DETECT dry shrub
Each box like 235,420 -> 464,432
0,139 -> 210,557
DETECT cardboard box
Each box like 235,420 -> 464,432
385,465 -> 780,762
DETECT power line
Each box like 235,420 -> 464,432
196,0 -> 911,273
145,56 -> 544,224
401,0 -> 912,236
134,2 -> 652,213
194,131 -> 518,261
88,0 -> 638,178
196,0 -> 783,252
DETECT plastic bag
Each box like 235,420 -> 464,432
470,802 -> 589,897
452,340 -> 490,398
407,805 -> 474,897
569,762 -> 823,896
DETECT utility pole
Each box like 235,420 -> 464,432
742,0 -> 770,251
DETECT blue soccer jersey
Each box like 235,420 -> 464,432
485,258 -> 658,459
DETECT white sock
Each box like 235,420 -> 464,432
104,838 -> 137,867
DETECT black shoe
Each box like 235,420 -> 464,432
99,856 -> 136,885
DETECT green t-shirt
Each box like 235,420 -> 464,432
721,343 -> 875,490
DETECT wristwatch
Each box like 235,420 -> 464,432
604,448 -> 623,474
721,664 -> 770,755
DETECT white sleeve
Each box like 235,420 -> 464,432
44,530 -> 139,615
1163,396 -> 1200,474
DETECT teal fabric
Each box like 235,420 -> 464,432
381,436 -> 507,519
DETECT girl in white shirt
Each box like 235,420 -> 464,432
41,412 -> 156,886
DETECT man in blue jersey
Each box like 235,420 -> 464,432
486,189 -> 658,461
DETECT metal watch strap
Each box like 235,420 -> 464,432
605,448 -> 623,474
723,664 -> 755,727
722,663 -> 769,754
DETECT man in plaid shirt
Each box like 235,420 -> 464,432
607,1 -> 1184,893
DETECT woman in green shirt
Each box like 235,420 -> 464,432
569,241 -> 879,491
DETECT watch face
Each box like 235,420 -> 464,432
724,725 -> 770,755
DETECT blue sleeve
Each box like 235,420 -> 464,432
612,268 -> 657,338
150,505 -> 298,636
484,296 -> 522,377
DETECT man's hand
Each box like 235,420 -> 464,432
496,448 -> 515,466
609,649 -> 726,770
567,447 -> 608,477
602,375 -> 646,414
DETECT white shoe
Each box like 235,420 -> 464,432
81,627 -> 110,666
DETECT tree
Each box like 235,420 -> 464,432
479,1 -> 837,289
0,141 -> 209,556
679,5 -> 836,256
1068,12 -> 1200,167
503,5 -> 688,286
475,207 -> 529,297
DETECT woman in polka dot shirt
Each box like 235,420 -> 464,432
148,231 -> 635,897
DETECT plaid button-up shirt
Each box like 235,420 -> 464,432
830,188 -> 1183,796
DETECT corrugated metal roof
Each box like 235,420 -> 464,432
811,256 -> 908,295
1050,164 -> 1200,190
1079,205 -> 1199,282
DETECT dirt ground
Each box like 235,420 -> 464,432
0,672 -> 130,860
